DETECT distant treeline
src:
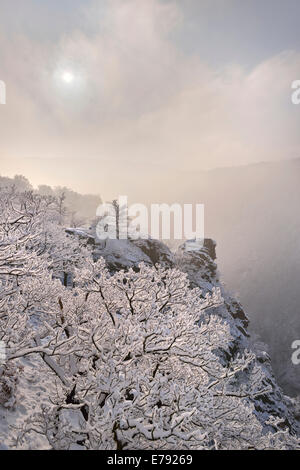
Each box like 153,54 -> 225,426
0,174 -> 102,227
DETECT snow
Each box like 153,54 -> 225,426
0,189 -> 299,449
0,355 -> 56,449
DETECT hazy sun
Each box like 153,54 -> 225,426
62,72 -> 75,84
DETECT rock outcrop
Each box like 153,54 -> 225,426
66,228 -> 300,436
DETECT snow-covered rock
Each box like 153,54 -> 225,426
65,228 -> 299,436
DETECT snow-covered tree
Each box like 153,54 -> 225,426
8,259 -> 299,449
0,188 -> 299,450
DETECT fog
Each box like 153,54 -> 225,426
1,0 -> 300,396
1,0 -> 300,200
2,159 -> 299,396
166,159 -> 300,396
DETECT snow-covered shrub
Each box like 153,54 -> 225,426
0,189 -> 299,450
11,260 -> 299,450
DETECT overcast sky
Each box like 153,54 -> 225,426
0,0 -> 300,199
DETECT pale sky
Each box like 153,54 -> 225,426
0,0 -> 300,199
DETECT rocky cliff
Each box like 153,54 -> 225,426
66,228 -> 300,436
